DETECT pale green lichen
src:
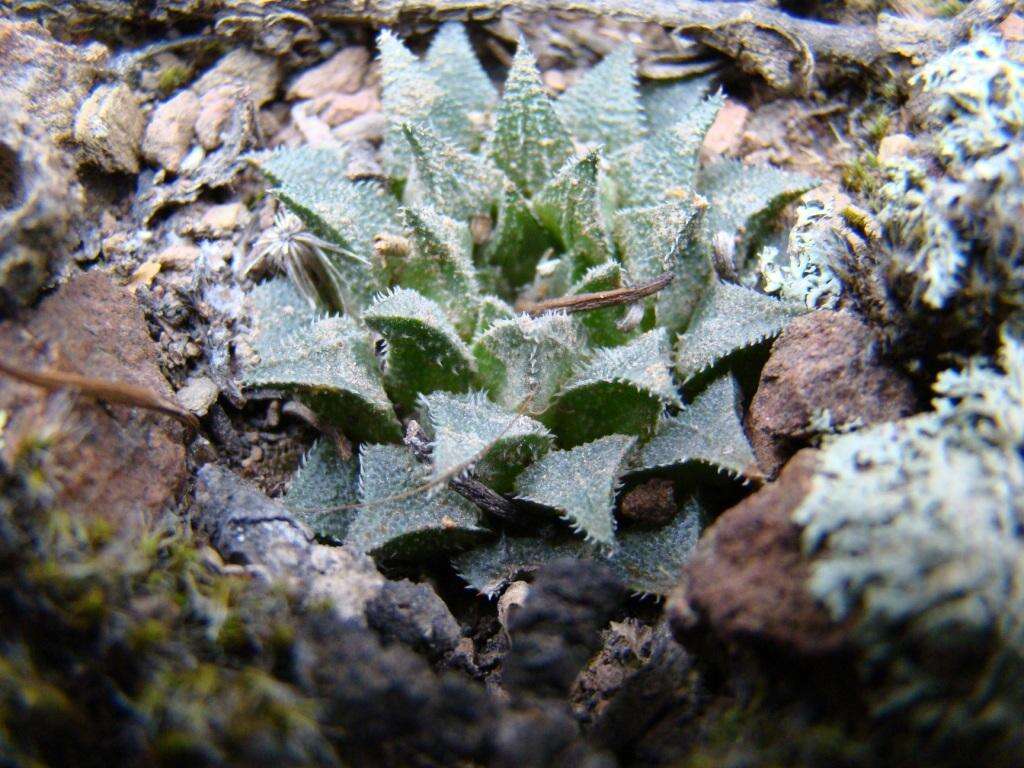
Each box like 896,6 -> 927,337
794,331 -> 1024,754
876,34 -> 1024,340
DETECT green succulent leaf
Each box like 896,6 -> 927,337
284,439 -> 359,543
473,312 -> 583,416
473,295 -> 517,337
363,288 -> 476,409
614,200 -> 711,331
379,29 -> 473,172
385,205 -> 480,331
546,328 -> 679,446
247,278 -> 318,360
639,373 -> 758,479
489,41 -> 575,196
402,123 -> 502,220
347,443 -> 488,559
611,92 -> 723,209
254,145 -> 350,189
419,390 -> 553,493
424,22 -> 497,147
454,496 -> 702,597
485,183 -> 553,287
641,74 -> 717,134
675,280 -> 803,383
568,261 -> 634,347
244,314 -> 402,442
532,151 -> 612,277
608,496 -> 703,595
699,158 -> 818,266
516,434 -> 636,546
555,43 -> 645,153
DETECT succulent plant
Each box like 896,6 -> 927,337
243,23 -> 814,595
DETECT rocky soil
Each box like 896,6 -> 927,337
1,4 -> 1021,767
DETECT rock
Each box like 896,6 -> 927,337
194,465 -> 385,624
503,559 -> 627,699
312,87 -> 381,127
999,12 -> 1024,42
142,89 -> 200,173
746,311 -> 917,476
497,580 -> 530,635
365,579 -> 461,658
134,96 -> 256,222
196,201 -> 250,237
618,478 -> 677,526
176,375 -> 219,415
194,48 -> 280,107
0,99 -> 83,314
195,84 -> 242,150
877,132 -> 915,163
668,450 -> 850,656
287,46 -> 369,99
588,627 -> 696,762
701,99 -> 749,157
0,20 -> 107,145
0,272 -> 187,520
333,110 -> 386,143
154,242 -> 201,270
73,83 -> 144,173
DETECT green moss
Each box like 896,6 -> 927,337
156,64 -> 191,94
840,153 -> 881,196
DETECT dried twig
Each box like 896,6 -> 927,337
37,0 -> 1015,91
404,420 -> 525,526
0,360 -> 200,431
519,271 -> 673,316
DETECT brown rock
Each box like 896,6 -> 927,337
196,201 -> 250,237
999,12 -> 1024,42
194,49 -> 280,107
746,311 -> 916,476
0,272 -> 187,521
73,83 -> 145,173
312,87 -> 381,127
619,479 -> 677,527
195,84 -> 242,150
142,90 -> 200,173
0,20 -> 107,144
701,99 -> 749,157
287,46 -> 370,100
668,450 -> 849,656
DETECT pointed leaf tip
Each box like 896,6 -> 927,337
515,434 -> 636,546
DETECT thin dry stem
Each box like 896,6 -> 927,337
0,360 -> 200,432
519,272 -> 673,316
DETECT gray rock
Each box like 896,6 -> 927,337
73,83 -> 144,173
0,20 -> 106,145
0,99 -> 83,314
366,579 -> 461,658
194,465 -> 385,624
